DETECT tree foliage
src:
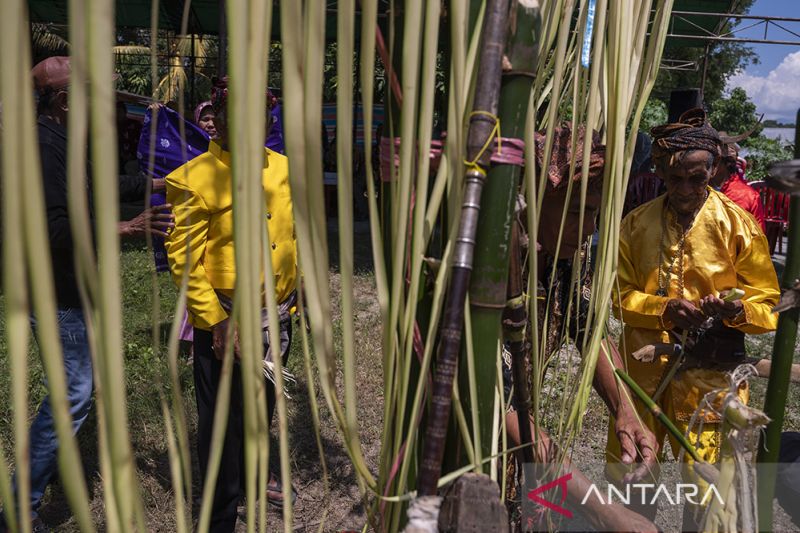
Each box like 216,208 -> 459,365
741,135 -> 793,182
640,98 -> 668,132
650,0 -> 757,103
708,87 -> 793,182
709,87 -> 763,137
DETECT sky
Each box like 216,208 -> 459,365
725,0 -> 800,123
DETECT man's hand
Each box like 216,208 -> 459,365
151,178 -> 166,192
615,410 -> 659,483
212,318 -> 240,360
119,203 -> 174,238
699,290 -> 743,320
663,298 -> 705,329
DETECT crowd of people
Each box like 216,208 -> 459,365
0,54 -> 797,533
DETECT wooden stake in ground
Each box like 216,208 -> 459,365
416,0 -> 510,498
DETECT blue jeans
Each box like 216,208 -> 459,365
13,308 -> 94,519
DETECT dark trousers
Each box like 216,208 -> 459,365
193,323 -> 291,533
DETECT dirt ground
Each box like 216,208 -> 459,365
1,225 -> 799,532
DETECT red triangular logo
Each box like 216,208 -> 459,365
527,472 -> 573,518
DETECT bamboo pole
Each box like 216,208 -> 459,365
757,109 -> 800,530
416,0 -> 510,498
503,221 -> 535,465
464,0 -> 541,464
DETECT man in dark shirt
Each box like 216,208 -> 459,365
0,56 -> 173,533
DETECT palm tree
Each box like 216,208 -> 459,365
31,22 -> 217,103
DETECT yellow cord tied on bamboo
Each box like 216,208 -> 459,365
463,110 -> 502,176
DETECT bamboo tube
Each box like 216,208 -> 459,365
757,110 -> 800,529
465,0 -> 541,464
416,0 -> 510,498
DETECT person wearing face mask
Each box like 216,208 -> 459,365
607,108 -> 780,529
164,77 -> 297,532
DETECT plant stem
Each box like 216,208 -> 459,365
614,368 -> 702,463
504,222 -> 535,465
757,109 -> 800,530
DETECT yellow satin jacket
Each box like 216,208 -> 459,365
165,141 -> 297,330
613,188 -> 779,420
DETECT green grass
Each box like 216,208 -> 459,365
0,238 -> 385,531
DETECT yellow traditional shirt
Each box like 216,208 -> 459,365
165,141 -> 298,330
613,188 -> 779,420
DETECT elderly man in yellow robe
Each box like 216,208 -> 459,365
607,108 -> 780,528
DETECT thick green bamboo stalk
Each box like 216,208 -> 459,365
757,110 -> 800,530
464,0 -> 540,464
416,0 -> 510,497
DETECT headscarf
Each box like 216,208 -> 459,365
650,107 -> 722,166
533,123 -> 605,190
193,100 -> 213,125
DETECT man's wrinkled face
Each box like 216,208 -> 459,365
657,149 -> 717,217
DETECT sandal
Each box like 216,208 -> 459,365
266,473 -> 297,509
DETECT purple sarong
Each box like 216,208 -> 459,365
137,106 -> 211,272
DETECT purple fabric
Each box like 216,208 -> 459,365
266,104 -> 285,154
137,106 -> 210,271
137,104 -> 286,271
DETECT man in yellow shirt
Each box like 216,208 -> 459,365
608,108 -> 780,527
165,78 -> 297,532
